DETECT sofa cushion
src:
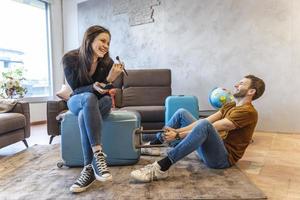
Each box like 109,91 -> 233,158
122,87 -> 171,107
120,106 -> 165,122
123,69 -> 171,88
0,113 -> 25,135
121,69 -> 171,107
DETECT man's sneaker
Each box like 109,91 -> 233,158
92,150 -> 112,182
130,161 -> 168,182
141,142 -> 161,156
70,164 -> 95,193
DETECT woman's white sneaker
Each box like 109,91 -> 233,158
130,161 -> 168,182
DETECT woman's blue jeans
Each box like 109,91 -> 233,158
157,108 -> 231,169
67,92 -> 112,165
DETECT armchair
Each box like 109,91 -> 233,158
0,101 -> 31,148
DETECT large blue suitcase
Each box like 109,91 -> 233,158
59,110 -> 141,167
165,95 -> 199,124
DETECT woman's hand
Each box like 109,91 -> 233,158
93,82 -> 108,94
106,63 -> 124,83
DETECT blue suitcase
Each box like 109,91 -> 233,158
165,95 -> 199,124
58,110 -> 141,167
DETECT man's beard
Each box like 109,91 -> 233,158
233,89 -> 248,98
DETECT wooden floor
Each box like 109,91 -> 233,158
0,124 -> 299,200
237,131 -> 300,200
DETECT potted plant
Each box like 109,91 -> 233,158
0,67 -> 27,99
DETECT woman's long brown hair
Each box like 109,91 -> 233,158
72,25 -> 111,85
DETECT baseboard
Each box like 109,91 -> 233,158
30,120 -> 47,125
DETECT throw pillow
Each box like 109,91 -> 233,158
56,84 -> 72,101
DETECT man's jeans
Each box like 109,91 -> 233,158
157,108 -> 231,169
67,92 -> 112,165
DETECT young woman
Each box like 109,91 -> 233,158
62,25 -> 124,193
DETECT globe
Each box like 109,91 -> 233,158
209,87 -> 234,109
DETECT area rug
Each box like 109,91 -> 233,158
0,144 -> 266,199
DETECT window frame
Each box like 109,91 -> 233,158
20,0 -> 54,103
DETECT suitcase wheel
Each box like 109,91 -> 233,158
57,161 -> 64,168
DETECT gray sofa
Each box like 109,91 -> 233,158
47,69 -> 171,144
0,101 -> 31,148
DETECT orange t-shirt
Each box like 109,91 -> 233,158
220,102 -> 258,165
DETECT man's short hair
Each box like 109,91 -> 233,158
245,75 -> 265,100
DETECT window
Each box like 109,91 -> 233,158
0,0 -> 52,100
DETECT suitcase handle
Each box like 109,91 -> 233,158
134,127 -> 168,149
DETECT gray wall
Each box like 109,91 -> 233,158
73,0 -> 300,133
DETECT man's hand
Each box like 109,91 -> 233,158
163,130 -> 177,142
163,126 -> 176,133
162,127 -> 179,142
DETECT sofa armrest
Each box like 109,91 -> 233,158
10,101 -> 31,138
47,100 -> 68,136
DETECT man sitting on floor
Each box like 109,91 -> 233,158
131,75 -> 265,182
